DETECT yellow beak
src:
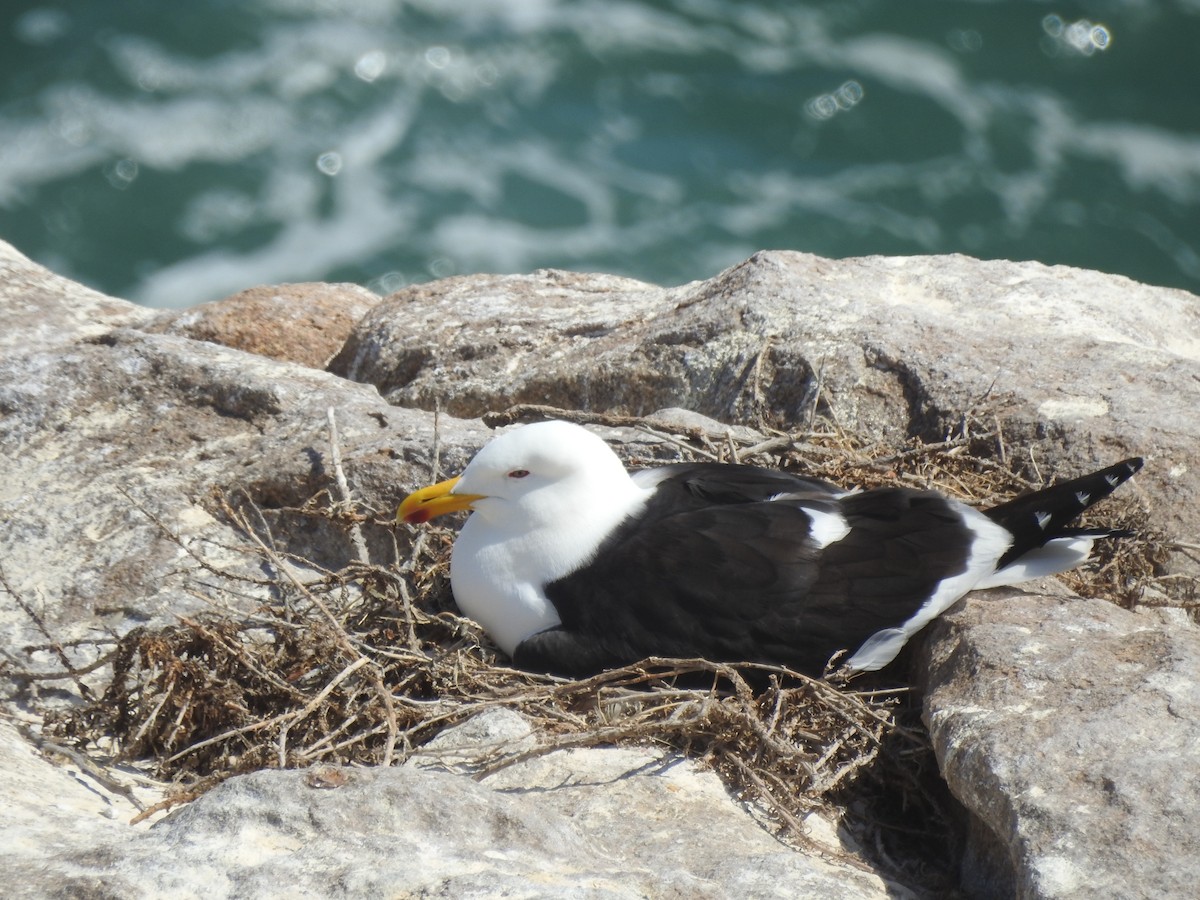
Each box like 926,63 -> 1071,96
397,476 -> 485,525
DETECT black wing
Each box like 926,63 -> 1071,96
515,482 -> 975,677
630,462 -> 843,508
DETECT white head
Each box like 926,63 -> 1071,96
398,421 -> 651,653
451,420 -> 638,528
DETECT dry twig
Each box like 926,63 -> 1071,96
30,403 -> 1174,869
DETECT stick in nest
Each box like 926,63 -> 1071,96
32,407 -> 1171,858
326,407 -> 370,566
2,561 -> 96,701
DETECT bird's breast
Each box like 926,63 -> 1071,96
450,518 -> 569,656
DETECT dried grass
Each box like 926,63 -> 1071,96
29,403 -> 1182,868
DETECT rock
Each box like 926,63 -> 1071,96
2,711 -> 907,899
333,252 -> 1200,541
0,324 -> 496,665
143,282 -> 380,369
0,719 -> 152,862
407,705 -> 538,762
0,239 -> 489,668
0,239 -> 902,895
3,237 -> 1199,899
921,593 -> 1200,900
0,239 -> 153,353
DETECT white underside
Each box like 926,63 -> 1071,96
451,538 -> 562,657
971,536 -> 1096,589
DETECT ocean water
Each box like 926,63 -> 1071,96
1,0 -> 1197,308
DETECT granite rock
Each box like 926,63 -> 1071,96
921,593 -> 1200,900
144,281 -> 381,369
333,252 -> 1200,541
1,711 -> 905,900
2,238 -> 1198,898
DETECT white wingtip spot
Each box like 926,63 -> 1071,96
1104,474 -> 1120,487
805,507 -> 852,549
1035,510 -> 1052,530
1075,491 -> 1091,506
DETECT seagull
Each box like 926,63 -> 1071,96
399,420 -> 1141,677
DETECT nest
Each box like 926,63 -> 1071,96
41,508 -> 911,838
21,403 -> 1182,883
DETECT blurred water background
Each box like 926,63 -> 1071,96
1,0 -> 1197,308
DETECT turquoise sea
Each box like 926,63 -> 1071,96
1,0 -> 1197,308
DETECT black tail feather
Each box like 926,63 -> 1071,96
984,457 -> 1143,569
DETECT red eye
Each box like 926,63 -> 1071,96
508,469 -> 530,479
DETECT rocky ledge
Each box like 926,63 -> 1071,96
2,239 -> 1198,899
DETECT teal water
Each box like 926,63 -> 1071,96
1,0 -> 1197,308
